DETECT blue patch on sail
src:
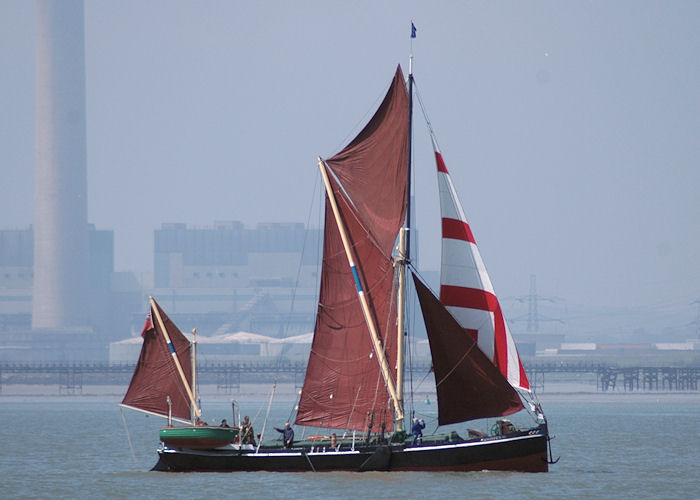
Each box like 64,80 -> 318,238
167,342 -> 176,354
351,265 -> 363,293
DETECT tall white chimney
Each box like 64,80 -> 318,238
33,0 -> 89,329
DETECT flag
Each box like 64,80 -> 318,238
411,22 -> 417,38
140,311 -> 154,337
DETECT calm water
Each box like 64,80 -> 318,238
1,392 -> 698,499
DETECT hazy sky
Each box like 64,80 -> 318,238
1,1 -> 699,337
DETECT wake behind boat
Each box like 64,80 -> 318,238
125,49 -> 556,473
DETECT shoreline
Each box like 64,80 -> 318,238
1,383 -> 699,404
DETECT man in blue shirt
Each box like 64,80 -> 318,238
274,422 -> 295,448
411,418 -> 425,446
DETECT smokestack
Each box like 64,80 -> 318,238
33,0 -> 89,329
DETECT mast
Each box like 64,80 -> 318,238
406,55 -> 414,258
150,296 -> 201,419
317,157 -> 404,425
191,328 -> 197,424
395,229 -> 407,433
395,39 -> 416,434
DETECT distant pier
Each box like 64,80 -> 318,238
525,361 -> 700,392
0,361 -> 698,395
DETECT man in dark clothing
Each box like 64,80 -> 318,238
274,422 -> 294,448
411,418 -> 425,446
240,416 -> 256,445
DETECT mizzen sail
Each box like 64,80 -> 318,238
121,299 -> 193,421
413,274 -> 523,424
296,67 -> 410,432
433,139 -> 530,391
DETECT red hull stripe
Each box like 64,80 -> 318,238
435,152 -> 448,173
442,218 -> 476,244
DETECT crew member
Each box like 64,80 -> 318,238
411,418 -> 425,446
274,422 -> 295,448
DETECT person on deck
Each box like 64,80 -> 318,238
274,422 -> 295,448
241,415 -> 256,445
412,418 -> 425,446
220,419 -> 230,428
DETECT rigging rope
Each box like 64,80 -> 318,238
412,79 -> 439,146
120,407 -> 139,467
275,172 -> 322,368
256,382 -> 277,453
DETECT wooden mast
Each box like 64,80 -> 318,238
191,328 -> 197,424
395,228 -> 407,432
317,158 -> 404,425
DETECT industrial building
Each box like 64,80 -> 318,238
0,221 -> 323,362
146,221 -> 321,340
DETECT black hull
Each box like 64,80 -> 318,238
154,427 -> 548,473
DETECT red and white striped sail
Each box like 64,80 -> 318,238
433,136 -> 530,391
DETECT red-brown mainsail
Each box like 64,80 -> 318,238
295,67 -> 409,432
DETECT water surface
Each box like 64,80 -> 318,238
1,392 -> 698,499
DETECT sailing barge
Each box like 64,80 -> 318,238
123,63 -> 555,473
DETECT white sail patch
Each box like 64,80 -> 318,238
441,239 -> 495,294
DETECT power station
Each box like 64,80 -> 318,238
1,0 -> 321,361
33,0 -> 90,331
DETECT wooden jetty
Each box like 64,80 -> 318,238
0,361 -> 698,394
